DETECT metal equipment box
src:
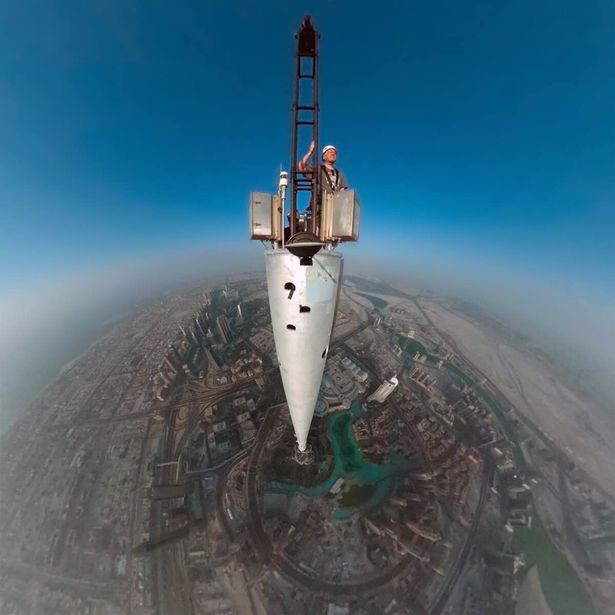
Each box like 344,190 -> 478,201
321,189 -> 361,242
250,192 -> 281,241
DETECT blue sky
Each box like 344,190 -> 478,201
1,0 -> 614,300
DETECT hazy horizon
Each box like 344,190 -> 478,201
1,248 -> 613,436
2,0 -> 614,428
2,5 -> 615,615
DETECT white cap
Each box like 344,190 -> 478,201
321,144 -> 337,157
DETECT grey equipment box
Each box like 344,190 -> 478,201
321,189 -> 361,242
250,192 -> 281,241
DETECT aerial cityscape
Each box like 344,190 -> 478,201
1,4 -> 614,614
1,274 -> 612,614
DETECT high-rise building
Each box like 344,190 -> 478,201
167,345 -> 182,370
195,317 -> 206,337
222,284 -> 239,302
405,521 -> 441,542
216,315 -> 232,345
367,375 -> 399,403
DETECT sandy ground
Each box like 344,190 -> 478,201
515,566 -> 554,615
420,299 -> 615,495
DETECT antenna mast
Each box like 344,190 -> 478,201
289,16 -> 320,237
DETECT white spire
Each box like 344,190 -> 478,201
265,249 -> 342,451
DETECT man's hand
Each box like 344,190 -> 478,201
298,141 -> 316,172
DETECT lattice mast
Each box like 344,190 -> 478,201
289,16 -> 320,237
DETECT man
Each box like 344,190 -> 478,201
298,141 -> 349,194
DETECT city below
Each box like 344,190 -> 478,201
0,274 -> 613,615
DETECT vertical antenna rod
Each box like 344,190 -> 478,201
289,16 -> 320,237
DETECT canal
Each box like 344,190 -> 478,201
268,405 -> 407,520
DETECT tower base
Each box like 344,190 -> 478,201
293,444 -> 314,466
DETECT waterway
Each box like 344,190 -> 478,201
397,335 -> 429,359
356,292 -> 388,310
512,517 -> 596,615
268,403 -> 408,520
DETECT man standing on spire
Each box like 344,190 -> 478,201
298,140 -> 349,194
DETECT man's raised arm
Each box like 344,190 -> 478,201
297,140 -> 315,172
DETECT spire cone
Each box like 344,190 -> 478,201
265,249 -> 342,451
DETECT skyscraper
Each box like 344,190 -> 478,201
216,315 -> 232,345
367,375 -> 399,403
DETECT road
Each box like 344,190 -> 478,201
430,460 -> 493,614
215,449 -> 250,541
